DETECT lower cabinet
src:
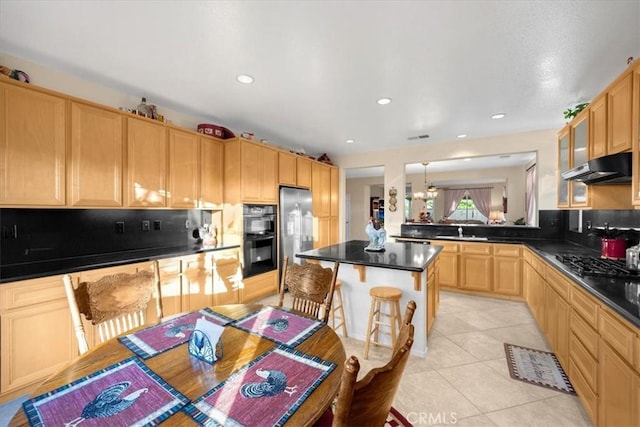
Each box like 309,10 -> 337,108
599,341 -> 638,427
0,275 -> 77,402
241,270 -> 278,303
493,244 -> 522,296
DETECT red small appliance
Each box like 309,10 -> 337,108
601,238 -> 626,259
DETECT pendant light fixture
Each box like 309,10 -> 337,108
413,162 -> 438,201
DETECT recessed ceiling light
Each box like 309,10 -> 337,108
491,113 -> 506,119
457,134 -> 468,138
236,74 -> 254,84
377,98 -> 392,105
346,139 -> 355,144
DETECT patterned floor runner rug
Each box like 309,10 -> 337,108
504,343 -> 576,395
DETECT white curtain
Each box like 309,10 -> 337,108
526,164 -> 537,225
443,189 -> 467,218
467,188 -> 492,219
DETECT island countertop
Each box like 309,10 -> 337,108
296,240 -> 442,272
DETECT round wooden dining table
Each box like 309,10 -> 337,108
10,303 -> 346,426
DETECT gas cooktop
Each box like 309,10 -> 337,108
555,255 -> 638,279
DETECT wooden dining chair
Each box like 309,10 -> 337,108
62,260 -> 163,354
278,256 -> 340,322
331,300 -> 416,427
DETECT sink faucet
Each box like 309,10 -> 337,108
458,226 -> 463,237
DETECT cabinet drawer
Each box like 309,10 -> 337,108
570,311 -> 599,358
460,243 -> 492,255
493,244 -> 521,257
546,268 -> 570,301
0,276 -> 66,311
570,332 -> 598,390
570,286 -> 599,329
599,308 -> 635,365
569,358 -> 598,424
429,240 -> 458,253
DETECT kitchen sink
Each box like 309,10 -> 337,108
433,235 -> 489,241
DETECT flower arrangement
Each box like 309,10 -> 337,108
563,102 -> 589,121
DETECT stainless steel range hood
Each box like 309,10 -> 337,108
561,152 -> 632,185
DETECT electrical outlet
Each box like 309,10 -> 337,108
153,220 -> 161,230
115,221 -> 125,234
142,220 -> 151,232
586,220 -> 592,230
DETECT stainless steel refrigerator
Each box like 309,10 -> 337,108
279,186 -> 314,273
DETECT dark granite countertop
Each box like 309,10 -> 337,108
0,243 -> 240,284
391,234 -> 640,328
296,240 -> 442,272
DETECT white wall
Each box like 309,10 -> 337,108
335,129 -> 556,238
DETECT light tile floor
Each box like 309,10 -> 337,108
259,290 -> 593,427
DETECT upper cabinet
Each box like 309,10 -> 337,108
632,61 -> 640,207
589,94 -> 607,159
297,157 -> 312,189
224,138 -> 278,204
557,126 -> 570,208
68,102 -> 123,207
200,136 -> 224,208
168,128 -> 199,208
608,71 -> 634,155
278,151 -> 313,189
0,80 -> 66,206
570,111 -> 589,207
126,117 -> 168,207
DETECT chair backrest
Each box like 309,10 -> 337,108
332,300 -> 416,427
62,260 -> 163,354
278,256 -> 340,322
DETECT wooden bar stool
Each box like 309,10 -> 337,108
330,279 -> 348,337
363,286 -> 402,359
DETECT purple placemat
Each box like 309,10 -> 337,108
184,346 -> 336,427
230,306 -> 324,347
22,357 -> 188,427
118,308 -> 233,359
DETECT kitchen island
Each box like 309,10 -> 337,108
297,240 -> 442,357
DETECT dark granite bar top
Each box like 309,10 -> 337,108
0,243 -> 240,284
392,234 -> 640,329
296,240 -> 442,272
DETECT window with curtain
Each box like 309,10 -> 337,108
449,192 -> 488,223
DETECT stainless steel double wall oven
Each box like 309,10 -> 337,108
242,204 -> 277,278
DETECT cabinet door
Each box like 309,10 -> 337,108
126,118 -> 167,207
241,142 -> 262,202
211,251 -> 241,306
312,162 -> 331,217
329,216 -> 339,245
297,157 -> 312,188
589,94 -> 607,159
493,257 -> 521,296
436,249 -> 458,288
241,270 -> 278,303
315,216 -> 331,249
0,82 -> 66,206
608,71 -> 634,154
279,151 -> 297,186
599,341 -> 637,427
261,147 -> 278,203
168,129 -> 199,208
69,102 -> 123,207
557,127 -> 570,207
157,257 -> 183,318
182,255 -> 212,311
200,137 -> 224,208
632,61 -> 640,206
459,255 -> 492,291
570,113 -> 588,207
0,276 -> 77,398
330,167 -> 339,217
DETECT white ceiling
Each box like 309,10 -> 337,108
1,1 -> 638,160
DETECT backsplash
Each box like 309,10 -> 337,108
563,209 -> 640,251
0,209 -> 212,266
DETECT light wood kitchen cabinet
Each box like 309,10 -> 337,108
545,286 -> 570,368
181,254 -> 213,311
426,260 -> 438,336
607,70 -> 634,154
589,94 -> 607,159
493,244 -> 522,296
459,243 -> 492,292
429,240 -> 458,288
241,269 -> 278,303
168,128 -> 199,208
126,117 -> 167,207
156,257 -> 183,318
0,275 -> 77,402
570,111 -> 589,207
0,80 -> 66,207
522,253 -> 545,327
224,138 -> 278,204
632,60 -> 640,206
209,248 -> 241,306
599,340 -> 638,427
279,151 -> 297,186
68,102 -> 124,207
297,157 -> 312,188
312,162 -> 331,217
329,166 -> 339,243
199,136 -> 224,208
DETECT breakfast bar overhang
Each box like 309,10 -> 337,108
297,240 -> 442,357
